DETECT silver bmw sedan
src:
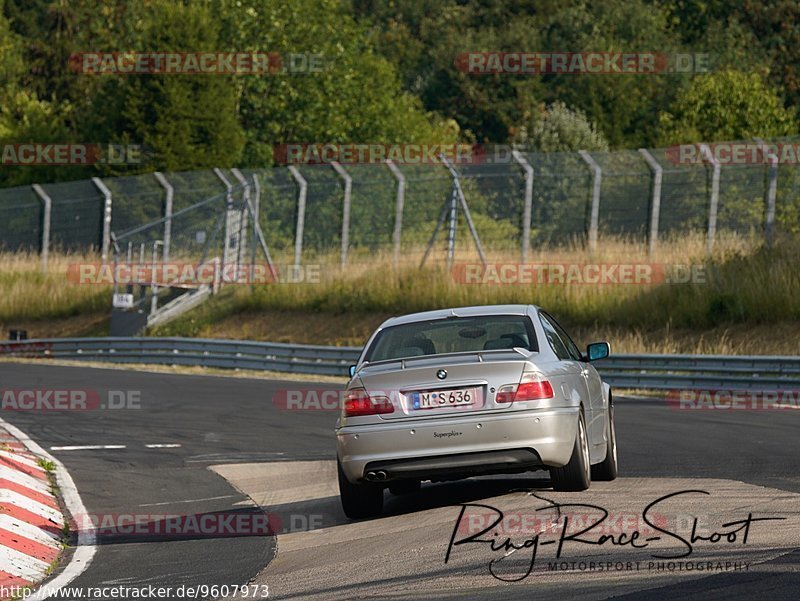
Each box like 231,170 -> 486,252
336,304 -> 617,518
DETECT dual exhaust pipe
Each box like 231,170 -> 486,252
365,470 -> 388,482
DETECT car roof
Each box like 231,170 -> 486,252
380,304 -> 539,328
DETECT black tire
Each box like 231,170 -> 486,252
592,402 -> 619,481
388,479 -> 421,495
337,459 -> 384,519
550,412 -> 591,492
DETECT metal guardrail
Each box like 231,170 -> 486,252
593,354 -> 800,390
0,337 -> 362,377
0,338 -> 798,390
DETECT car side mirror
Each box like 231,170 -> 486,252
348,364 -> 357,378
586,342 -> 610,362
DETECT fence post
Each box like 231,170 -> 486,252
31,184 -> 52,273
699,144 -> 720,257
440,155 -> 487,268
331,161 -> 352,269
251,173 -> 260,274
386,160 -> 406,268
288,166 -> 307,269
638,149 -> 663,258
754,138 -> 778,247
153,172 -> 173,263
214,168 -> 238,282
239,173 -> 277,282
578,150 -> 601,254
92,177 -> 113,263
512,150 -> 533,263
231,168 -> 253,283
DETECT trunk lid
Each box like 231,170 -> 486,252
357,350 -> 532,420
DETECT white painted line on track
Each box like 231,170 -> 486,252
0,416 -> 96,600
137,494 -> 239,508
144,444 -> 182,448
49,445 -> 126,451
186,452 -> 286,463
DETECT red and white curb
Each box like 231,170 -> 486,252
0,432 -> 62,590
0,419 -> 95,599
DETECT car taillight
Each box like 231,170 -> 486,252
496,372 -> 554,403
343,387 -> 395,417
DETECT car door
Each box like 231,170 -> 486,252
543,312 -> 606,450
538,312 -> 592,422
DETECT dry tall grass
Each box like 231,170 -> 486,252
2,232 -> 798,356
0,251 -> 111,323
153,232 -> 800,351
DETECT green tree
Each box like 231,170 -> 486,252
658,70 -> 795,144
0,1 -> 77,185
538,0 -> 685,149
85,2 -> 245,172
212,0 -> 454,166
353,0 -> 547,143
529,102 -> 609,152
661,1 -> 800,117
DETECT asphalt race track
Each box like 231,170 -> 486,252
1,362 -> 798,600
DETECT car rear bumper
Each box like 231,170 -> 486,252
336,406 -> 579,483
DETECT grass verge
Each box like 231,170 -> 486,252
1,234 -> 798,354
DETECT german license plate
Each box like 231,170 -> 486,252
410,388 -> 477,410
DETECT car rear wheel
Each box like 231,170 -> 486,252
592,403 -> 618,481
550,412 -> 591,491
338,458 -> 384,519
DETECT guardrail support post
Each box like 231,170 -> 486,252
92,177 -> 113,263
754,138 -> 778,247
578,150 -> 602,254
288,166 -> 307,270
638,149 -> 663,258
512,150 -> 533,263
331,161 -> 352,270
31,184 -> 51,273
699,144 -> 720,257
386,160 -> 406,268
154,172 -> 173,263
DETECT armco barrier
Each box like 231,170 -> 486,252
0,337 -> 361,377
0,338 -> 798,390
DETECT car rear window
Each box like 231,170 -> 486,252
365,315 -> 537,362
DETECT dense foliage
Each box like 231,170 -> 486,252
1,0 -> 797,186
